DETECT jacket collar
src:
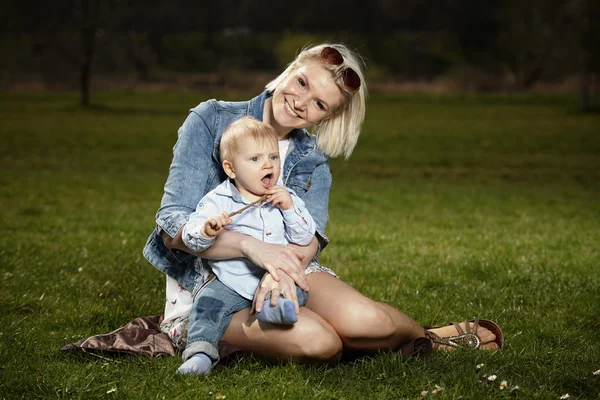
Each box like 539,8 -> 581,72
248,90 -> 271,120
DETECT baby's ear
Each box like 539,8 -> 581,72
223,160 -> 236,179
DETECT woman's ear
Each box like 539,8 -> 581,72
223,160 -> 236,179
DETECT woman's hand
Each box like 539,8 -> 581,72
161,227 -> 187,251
252,270 -> 300,315
163,228 -> 309,291
241,239 -> 309,291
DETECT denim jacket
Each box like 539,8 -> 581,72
143,90 -> 331,293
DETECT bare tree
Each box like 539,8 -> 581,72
495,0 -> 575,89
77,0 -> 115,106
7,0 -> 116,105
572,0 -> 600,110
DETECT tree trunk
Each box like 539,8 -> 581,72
79,0 -> 99,107
580,70 -> 590,111
80,58 -> 91,106
579,0 -> 592,110
79,30 -> 96,107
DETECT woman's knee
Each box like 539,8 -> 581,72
300,331 -> 343,363
336,303 -> 396,344
295,320 -> 343,363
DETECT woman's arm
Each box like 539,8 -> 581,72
155,104 -> 218,240
162,228 -> 311,291
250,237 -> 318,313
286,237 -> 318,267
295,159 -> 332,253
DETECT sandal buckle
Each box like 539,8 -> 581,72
448,333 -> 481,349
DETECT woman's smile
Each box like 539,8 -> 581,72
284,98 -> 300,118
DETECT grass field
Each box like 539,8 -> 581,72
1,91 -> 599,399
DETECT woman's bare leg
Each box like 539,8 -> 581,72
305,272 -> 498,352
304,273 -> 423,351
221,306 -> 343,363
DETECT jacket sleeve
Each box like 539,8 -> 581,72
281,190 -> 316,246
155,102 -> 218,238
300,158 -> 331,251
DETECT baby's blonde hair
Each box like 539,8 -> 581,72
220,117 -> 279,162
265,43 -> 367,159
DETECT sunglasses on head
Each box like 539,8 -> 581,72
320,46 -> 361,94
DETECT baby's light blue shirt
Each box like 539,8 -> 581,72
182,179 -> 316,300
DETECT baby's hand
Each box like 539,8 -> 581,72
203,212 -> 231,238
266,186 -> 293,210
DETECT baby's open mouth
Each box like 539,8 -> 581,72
261,173 -> 274,188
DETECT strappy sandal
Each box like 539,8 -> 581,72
398,319 -> 503,359
425,319 -> 504,350
398,336 -> 433,359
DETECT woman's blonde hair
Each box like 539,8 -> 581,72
220,117 -> 279,162
265,43 -> 367,159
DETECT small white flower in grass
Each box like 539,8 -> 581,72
499,380 -> 508,390
431,385 -> 445,395
560,394 -> 569,399
510,386 -> 520,393
216,395 -> 226,400
106,387 -> 116,394
476,363 -> 485,369
487,375 -> 497,382
593,369 -> 600,376
421,390 -> 429,397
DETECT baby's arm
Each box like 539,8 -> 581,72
182,195 -> 230,252
203,212 -> 232,237
280,189 -> 316,246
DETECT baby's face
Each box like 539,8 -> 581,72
228,136 -> 280,200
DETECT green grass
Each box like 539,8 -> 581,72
1,91 -> 599,399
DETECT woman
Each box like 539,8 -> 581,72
143,44 -> 503,363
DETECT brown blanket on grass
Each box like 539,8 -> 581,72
61,315 -> 240,359
60,315 -> 175,358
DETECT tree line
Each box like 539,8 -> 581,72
2,0 -> 598,108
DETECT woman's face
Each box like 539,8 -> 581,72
271,61 -> 345,132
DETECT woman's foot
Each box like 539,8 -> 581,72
427,320 -> 502,351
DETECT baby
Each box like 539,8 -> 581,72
177,117 -> 315,375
